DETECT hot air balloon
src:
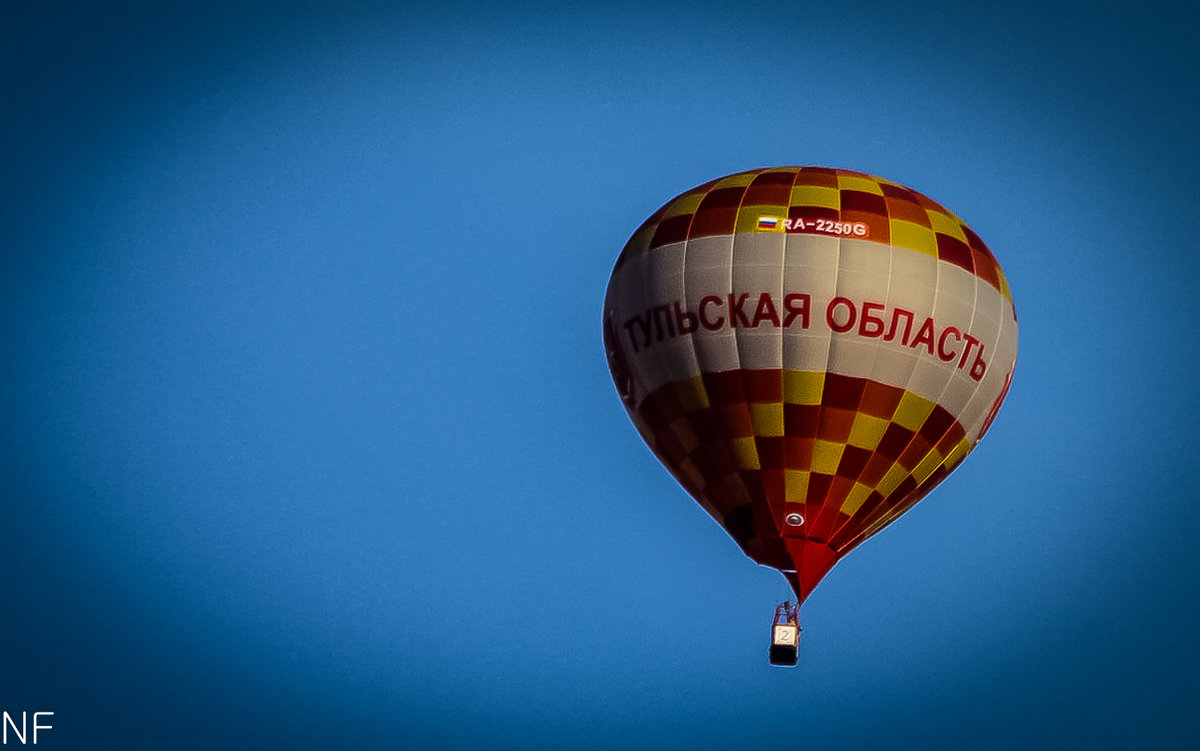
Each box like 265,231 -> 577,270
602,167 -> 1017,665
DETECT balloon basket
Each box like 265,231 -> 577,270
768,601 -> 800,667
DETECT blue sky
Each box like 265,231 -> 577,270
3,1 -> 1198,748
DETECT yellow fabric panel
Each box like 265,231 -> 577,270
783,370 -> 825,405
623,224 -> 656,256
811,440 -> 845,475
664,192 -> 705,217
789,185 -> 839,209
785,470 -> 810,502
839,482 -> 873,515
911,450 -> 944,484
893,391 -> 935,432
715,172 -> 758,188
943,437 -> 972,469
673,376 -> 709,411
876,464 -> 909,497
998,269 -> 1013,302
861,509 -> 900,540
837,174 -> 885,195
732,436 -> 760,470
848,413 -> 890,450
750,403 -> 785,437
928,210 -> 968,242
888,219 -> 938,257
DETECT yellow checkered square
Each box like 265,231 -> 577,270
623,224 -> 656,257
888,220 -> 938,257
732,437 -> 759,470
893,392 -> 935,432
789,185 -> 839,209
673,377 -> 709,411
839,482 -> 873,515
811,440 -> 845,475
714,172 -> 758,188
928,210 -> 968,242
783,370 -> 824,404
750,403 -> 784,437
837,174 -> 885,194
943,437 -> 972,468
785,470 -> 810,502
876,464 -> 909,496
910,450 -> 944,484
847,413 -> 889,450
664,192 -> 705,217
862,509 -> 899,539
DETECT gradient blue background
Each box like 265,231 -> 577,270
3,1 -> 1197,748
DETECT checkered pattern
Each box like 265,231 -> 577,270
615,166 -> 1013,303
631,368 -> 972,602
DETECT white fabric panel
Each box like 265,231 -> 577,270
918,263 -> 978,410
731,231 -> 786,370
870,247 -> 936,395
828,337 -> 885,379
830,238 -> 894,380
963,295 -> 1018,442
907,357 -> 953,403
682,236 -> 740,377
930,268 -> 984,417
604,249 -> 658,406
870,344 -> 922,391
638,242 -> 694,386
781,234 -> 837,373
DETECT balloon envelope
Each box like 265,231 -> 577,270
603,167 -> 1017,603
